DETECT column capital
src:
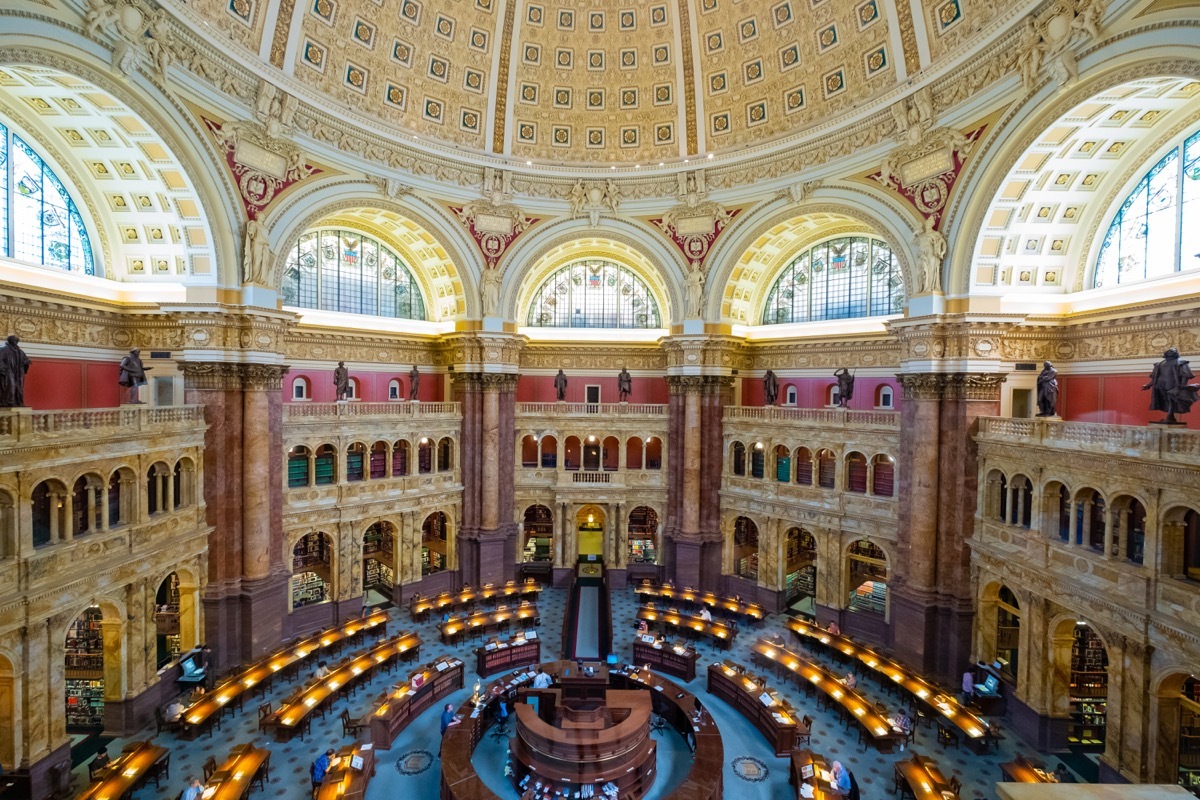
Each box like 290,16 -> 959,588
896,372 -> 1006,401
666,374 -> 734,395
438,331 -> 527,372
178,362 -> 290,391
660,334 -> 750,374
241,363 -> 291,391
896,373 -> 946,401
450,371 -> 520,390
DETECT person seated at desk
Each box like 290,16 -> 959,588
636,619 -> 648,634
315,662 -> 330,679
841,671 -> 857,690
165,698 -> 186,722
532,667 -> 552,689
440,703 -> 461,734
830,761 -> 852,796
699,606 -> 713,622
827,621 -> 841,635
311,749 -> 335,792
655,633 -> 666,647
1053,764 -> 1075,783
181,777 -> 204,800
189,685 -> 206,703
91,749 -> 111,774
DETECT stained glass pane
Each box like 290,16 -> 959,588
1095,147 -> 1179,287
6,133 -> 93,274
281,228 -> 426,320
526,259 -> 661,329
763,236 -> 902,324
0,123 -> 7,253
1181,129 -> 1200,276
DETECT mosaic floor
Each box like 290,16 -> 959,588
69,584 -> 1093,799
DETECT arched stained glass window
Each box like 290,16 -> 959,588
526,259 -> 662,329
762,236 -> 903,324
0,122 -> 95,274
1095,129 -> 1200,288
281,229 -> 426,319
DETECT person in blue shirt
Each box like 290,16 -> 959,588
441,702 -> 460,734
831,761 -> 851,795
310,749 -> 335,791
181,777 -> 204,800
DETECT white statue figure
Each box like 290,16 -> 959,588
914,217 -> 947,294
481,268 -> 502,316
1017,17 -> 1044,92
603,180 -> 621,213
243,218 -> 273,285
146,11 -> 173,78
685,266 -> 705,318
84,0 -> 120,37
568,180 -> 587,217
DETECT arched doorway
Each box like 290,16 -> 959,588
154,573 -> 182,668
291,532 -> 333,609
784,527 -> 817,615
576,505 -> 605,561
996,586 -> 1021,682
846,540 -> 888,617
64,605 -> 114,731
627,506 -> 659,564
362,522 -> 396,606
1052,620 -> 1108,750
422,512 -> 449,575
1158,674 -> 1200,792
733,517 -> 759,580
522,505 -> 553,562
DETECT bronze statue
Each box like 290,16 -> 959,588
763,369 -> 779,406
333,361 -> 350,401
834,367 -> 855,408
118,348 -> 151,404
0,335 -> 31,407
554,369 -> 568,402
409,365 -> 420,400
617,368 -> 632,402
1143,348 -> 1199,425
1036,361 -> 1059,417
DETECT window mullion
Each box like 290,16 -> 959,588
1177,143 -> 1185,275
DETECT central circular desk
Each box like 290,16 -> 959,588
440,660 -> 723,800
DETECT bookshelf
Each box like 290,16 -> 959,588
736,553 -> 759,581
1180,678 -> 1200,796
1067,625 -> 1108,748
848,580 -> 887,615
629,538 -> 657,564
293,532 -> 333,571
422,514 -> 448,576
65,607 -> 104,730
785,565 -> 815,604
364,557 -> 395,591
155,573 -> 182,668
292,570 -> 329,608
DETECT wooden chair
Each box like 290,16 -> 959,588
936,721 -> 960,749
795,715 -> 813,746
257,702 -> 273,733
155,707 -> 181,734
87,757 -> 109,782
340,708 -> 366,738
202,756 -> 218,782
949,776 -> 962,797
893,764 -> 916,799
151,753 -> 170,787
251,752 -> 271,792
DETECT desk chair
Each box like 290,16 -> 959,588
87,758 -> 109,782
155,707 -> 181,735
650,713 -> 668,735
202,756 -> 218,782
340,708 -> 366,738
936,721 -> 960,749
490,702 -> 511,741
795,715 -> 813,746
257,702 -> 273,733
151,753 -> 170,787
949,776 -> 962,796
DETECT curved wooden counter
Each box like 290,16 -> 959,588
439,660 -> 722,800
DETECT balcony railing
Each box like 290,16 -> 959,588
976,417 -> 1200,464
284,401 -> 461,420
516,403 -> 667,416
0,405 -> 206,444
724,406 -> 899,428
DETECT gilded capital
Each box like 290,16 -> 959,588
897,373 -> 945,401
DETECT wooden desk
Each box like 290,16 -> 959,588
634,582 -> 766,622
263,630 -> 422,741
707,662 -> 798,756
364,656 -> 464,749
636,606 -> 734,648
437,603 -> 540,644
475,632 -> 541,676
789,749 -> 839,800
783,618 -> 990,748
751,639 -> 898,753
200,744 -> 270,800
182,611 -> 388,736
410,581 -> 542,620
440,661 -> 722,800
632,640 -> 700,682
1000,755 -> 1054,783
75,741 -> 168,800
895,755 -> 956,800
316,744 -> 376,800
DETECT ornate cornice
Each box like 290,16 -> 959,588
521,344 -> 667,372
438,331 -> 527,372
665,375 -> 733,394
241,363 -> 290,391
945,372 -> 1007,401
897,373 -> 947,401
179,362 -> 289,391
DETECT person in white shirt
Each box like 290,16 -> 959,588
181,777 -> 204,800
699,607 -> 713,622
165,699 -> 186,722
315,662 -> 330,679
842,672 -> 857,690
532,667 -> 552,689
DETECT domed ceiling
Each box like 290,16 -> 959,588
188,0 -> 1001,166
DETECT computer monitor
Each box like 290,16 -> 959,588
606,653 -> 619,665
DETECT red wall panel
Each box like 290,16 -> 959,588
283,368 -> 443,403
516,375 -> 668,404
741,376 -> 901,411
20,358 -> 121,410
1059,374 -> 1162,425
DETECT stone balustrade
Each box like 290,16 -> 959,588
0,405 -> 206,444
976,416 -> 1200,464
724,405 -> 899,429
284,401 -> 460,420
515,402 -> 667,418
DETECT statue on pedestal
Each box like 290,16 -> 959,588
763,370 -> 779,406
554,369 -> 568,402
1036,360 -> 1059,417
333,361 -> 350,401
617,368 -> 632,402
1143,348 -> 1199,425
0,335 -> 31,407
118,349 -> 151,404
409,365 -> 420,400
834,367 -> 855,408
